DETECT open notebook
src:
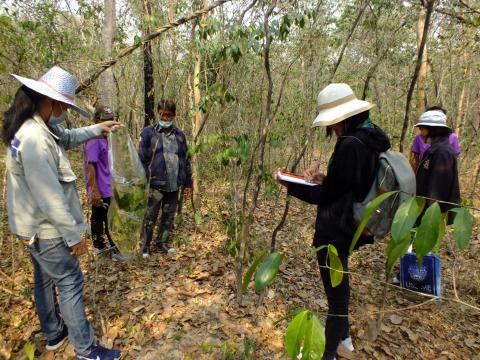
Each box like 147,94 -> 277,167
276,170 -> 316,187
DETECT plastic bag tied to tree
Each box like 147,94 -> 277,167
108,128 -> 147,257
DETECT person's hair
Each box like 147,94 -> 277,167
2,85 -> 47,145
326,110 -> 369,137
426,105 -> 447,114
424,125 -> 452,139
157,99 -> 176,115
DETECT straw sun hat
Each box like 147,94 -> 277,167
312,83 -> 374,127
11,66 -> 89,117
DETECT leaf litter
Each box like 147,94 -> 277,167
0,154 -> 479,359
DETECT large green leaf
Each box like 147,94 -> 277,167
285,310 -> 325,360
350,191 -> 399,254
391,197 -> 420,243
302,312 -> 325,360
242,250 -> 267,293
432,213 -> 447,254
23,342 -> 35,360
386,233 -> 412,273
254,251 -> 284,292
285,310 -> 309,358
328,245 -> 344,287
450,208 -> 474,250
414,202 -> 441,266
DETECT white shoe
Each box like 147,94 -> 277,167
336,336 -> 354,359
142,252 -> 150,259
340,337 -> 354,352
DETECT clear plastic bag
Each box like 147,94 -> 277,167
107,128 -> 147,257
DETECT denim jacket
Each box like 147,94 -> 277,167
138,125 -> 192,189
6,114 -> 103,246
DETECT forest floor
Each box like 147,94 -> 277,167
1,150 -> 480,360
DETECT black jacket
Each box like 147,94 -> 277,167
288,119 -> 391,254
138,125 -> 193,189
416,137 -> 460,224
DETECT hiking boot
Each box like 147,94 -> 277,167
111,252 -> 130,262
76,343 -> 121,360
154,242 -> 171,253
46,326 -> 68,351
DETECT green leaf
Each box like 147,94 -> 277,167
350,191 -> 399,254
391,196 -> 419,243
254,251 -> 284,291
328,245 -> 343,287
302,312 -> 325,359
414,202 -> 441,266
432,213 -> 447,253
450,208 -> 474,250
386,233 -> 412,273
133,35 -> 142,46
194,212 -> 203,226
242,250 -> 267,293
310,245 -> 328,255
23,342 -> 35,360
285,310 -> 309,358
285,310 -> 325,359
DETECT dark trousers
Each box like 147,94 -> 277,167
142,188 -> 179,251
316,248 -> 350,360
90,197 -> 115,250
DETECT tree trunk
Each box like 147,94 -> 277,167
455,5 -> 471,135
191,51 -> 202,209
415,5 -> 428,119
398,0 -> 435,152
99,0 -> 116,108
190,0 -> 209,209
143,0 -> 155,128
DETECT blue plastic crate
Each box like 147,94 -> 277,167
399,252 -> 441,297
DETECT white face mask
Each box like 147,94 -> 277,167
49,102 -> 67,125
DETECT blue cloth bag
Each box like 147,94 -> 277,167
400,251 -> 441,297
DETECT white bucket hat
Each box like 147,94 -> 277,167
415,110 -> 449,128
312,83 -> 374,127
11,66 -> 89,117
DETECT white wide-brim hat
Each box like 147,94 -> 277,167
415,110 -> 449,128
11,66 -> 89,117
312,83 -> 374,127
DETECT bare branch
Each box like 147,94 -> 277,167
329,0 -> 369,83
238,0 -> 258,24
76,0 -> 232,94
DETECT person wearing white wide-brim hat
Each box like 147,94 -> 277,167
275,83 -> 391,360
415,108 -> 460,225
3,66 -> 122,359
409,106 -> 461,172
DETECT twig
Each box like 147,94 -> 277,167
317,264 -> 480,313
238,0 -> 258,24
329,0 -> 368,83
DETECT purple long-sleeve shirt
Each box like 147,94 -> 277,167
411,133 -> 460,160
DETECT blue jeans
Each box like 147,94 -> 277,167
27,237 -> 94,354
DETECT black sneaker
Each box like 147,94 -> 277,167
76,343 -> 121,360
46,326 -> 68,351
154,242 -> 170,253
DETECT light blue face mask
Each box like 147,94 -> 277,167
157,115 -> 173,128
49,111 -> 67,126
49,103 -> 67,126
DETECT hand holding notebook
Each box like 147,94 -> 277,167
275,170 -> 318,187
